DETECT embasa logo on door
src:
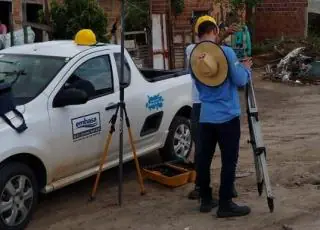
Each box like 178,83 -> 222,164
71,112 -> 101,141
75,117 -> 98,129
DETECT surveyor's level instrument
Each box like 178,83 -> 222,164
245,77 -> 274,213
231,25 -> 252,60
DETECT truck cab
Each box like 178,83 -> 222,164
0,39 -> 193,229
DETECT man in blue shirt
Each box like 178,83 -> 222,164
191,16 -> 253,218
185,20 -> 241,201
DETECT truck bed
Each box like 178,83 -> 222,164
139,68 -> 189,82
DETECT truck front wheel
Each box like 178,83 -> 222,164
160,116 -> 193,161
0,162 -> 38,230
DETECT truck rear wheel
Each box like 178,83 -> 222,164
160,116 -> 193,161
0,162 -> 38,230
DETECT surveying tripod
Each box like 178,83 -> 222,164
245,77 -> 274,213
89,101 -> 146,202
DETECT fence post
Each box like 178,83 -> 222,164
9,4 -> 14,47
22,0 -> 28,44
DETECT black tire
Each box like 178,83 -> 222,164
0,162 -> 38,230
159,116 -> 193,162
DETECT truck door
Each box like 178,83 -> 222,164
112,52 -> 161,157
47,51 -> 120,181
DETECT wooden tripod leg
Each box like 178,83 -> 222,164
127,127 -> 146,195
89,131 -> 113,201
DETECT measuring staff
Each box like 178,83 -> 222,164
226,20 -> 274,212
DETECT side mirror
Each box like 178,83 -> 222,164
53,88 -> 89,108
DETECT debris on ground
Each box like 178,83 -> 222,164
282,224 -> 294,230
264,47 -> 320,85
254,39 -> 320,85
235,171 -> 253,178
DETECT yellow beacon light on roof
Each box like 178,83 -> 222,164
74,29 -> 97,46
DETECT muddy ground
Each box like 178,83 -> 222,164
28,71 -> 320,230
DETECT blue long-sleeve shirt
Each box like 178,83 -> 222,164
193,45 -> 251,124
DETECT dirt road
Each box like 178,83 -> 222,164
27,72 -> 320,230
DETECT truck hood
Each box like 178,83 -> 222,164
0,105 -> 26,127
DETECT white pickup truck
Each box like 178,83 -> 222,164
0,41 -> 193,230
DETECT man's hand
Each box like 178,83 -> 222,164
241,57 -> 253,70
225,23 -> 242,36
217,23 -> 241,45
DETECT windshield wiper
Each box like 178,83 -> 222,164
0,70 -> 26,76
0,60 -> 16,65
0,60 -> 26,85
0,70 -> 26,85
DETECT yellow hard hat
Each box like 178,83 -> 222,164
74,29 -> 97,46
194,15 -> 217,34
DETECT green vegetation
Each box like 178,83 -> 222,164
230,0 -> 263,9
172,0 -> 185,15
39,0 -> 108,42
125,0 -> 149,31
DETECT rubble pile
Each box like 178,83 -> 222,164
258,39 -> 320,85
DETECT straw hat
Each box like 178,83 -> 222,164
190,41 -> 228,87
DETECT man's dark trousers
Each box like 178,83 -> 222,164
197,117 -> 240,202
191,102 -> 201,187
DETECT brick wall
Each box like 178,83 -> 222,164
164,0 -> 231,68
151,0 -> 230,33
173,1 -> 231,33
98,0 -> 121,32
255,0 -> 308,41
150,0 -> 231,68
12,0 -> 44,30
151,0 -> 168,14
171,0 -> 212,68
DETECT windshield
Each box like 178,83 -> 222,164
0,54 -> 66,105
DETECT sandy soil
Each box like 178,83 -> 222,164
27,72 -> 320,230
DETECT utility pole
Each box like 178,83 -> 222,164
22,0 -> 28,44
